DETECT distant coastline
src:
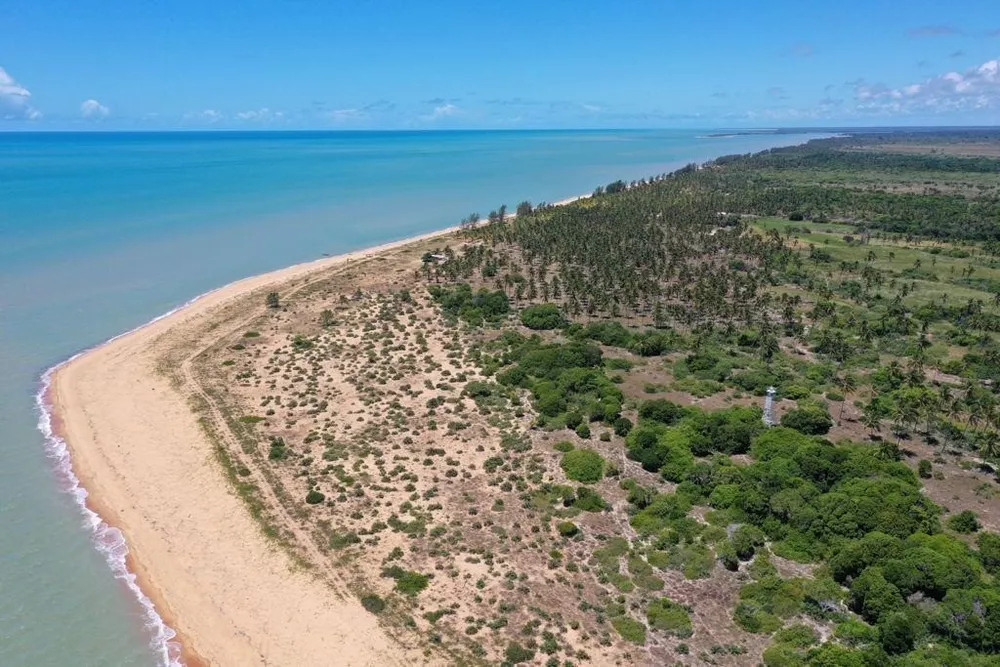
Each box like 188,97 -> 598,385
38,136 -> 820,666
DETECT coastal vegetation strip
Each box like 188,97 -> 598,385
69,129 -> 1000,666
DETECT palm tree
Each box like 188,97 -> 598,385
861,401 -> 884,439
878,440 -> 901,461
759,333 -> 780,366
834,374 -> 858,423
893,400 -> 920,443
976,430 -> 1000,460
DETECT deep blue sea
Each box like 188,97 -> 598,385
0,129 -> 826,666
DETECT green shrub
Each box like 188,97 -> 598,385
613,416 -> 633,436
564,411 -> 583,429
329,530 -> 361,549
639,399 -> 686,425
630,493 -> 692,535
382,566 -> 430,596
305,490 -> 326,504
734,601 -> 783,633
579,320 -> 633,347
360,594 -> 386,614
573,487 -> 607,512
918,459 -> 933,479
738,575 -> 806,630
780,403 -> 833,435
849,567 -> 904,623
605,357 -> 633,371
628,555 -> 664,591
948,510 -> 981,534
835,618 -> 879,646
557,521 -> 579,537
575,423 -> 591,439
561,449 -> 605,483
646,598 -> 693,638
783,384 -> 812,400
611,616 -> 646,644
553,440 -> 574,453
520,303 -> 567,330
504,642 -> 535,664
773,624 -> 818,648
978,532 -> 1000,573
732,525 -> 766,560
463,380 -> 494,398
429,283 -> 509,325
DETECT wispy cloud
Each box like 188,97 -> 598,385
907,25 -> 961,37
326,108 -> 363,122
322,99 -> 396,123
0,66 -> 41,120
767,86 -> 788,100
80,98 -> 109,119
420,103 -> 459,121
788,41 -> 814,58
362,99 -> 396,112
950,50 -> 966,58
236,108 -> 283,122
184,109 -> 223,124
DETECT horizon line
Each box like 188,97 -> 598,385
1,124 -> 999,135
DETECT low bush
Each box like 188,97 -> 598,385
948,510 -> 981,534
611,616 -> 646,644
360,595 -> 386,614
520,303 -> 567,330
557,521 -> 579,537
646,598 -> 692,638
574,487 -> 607,512
561,449 -> 605,483
382,566 -> 430,596
780,402 -> 833,435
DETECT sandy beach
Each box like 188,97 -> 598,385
49,226 -> 466,666
45,189 -> 600,666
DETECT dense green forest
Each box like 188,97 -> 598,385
419,131 -> 1000,665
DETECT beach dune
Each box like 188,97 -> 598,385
49,231 -> 461,666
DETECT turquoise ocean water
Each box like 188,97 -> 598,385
0,130 -> 826,666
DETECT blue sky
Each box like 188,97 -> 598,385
2,0 -> 999,130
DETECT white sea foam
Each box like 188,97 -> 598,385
33,291 -> 212,667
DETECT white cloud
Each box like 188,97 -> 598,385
851,57 -> 1000,114
184,109 -> 223,124
0,66 -> 41,120
236,107 -> 283,122
81,98 -> 109,118
421,103 -> 459,121
326,108 -> 363,123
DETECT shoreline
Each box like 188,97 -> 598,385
35,145 -> 795,664
40,194 -> 601,665
42,222 -> 472,666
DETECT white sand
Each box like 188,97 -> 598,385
51,227 -> 463,666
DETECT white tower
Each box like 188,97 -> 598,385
763,386 -> 777,426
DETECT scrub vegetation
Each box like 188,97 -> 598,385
191,129 -> 1000,665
